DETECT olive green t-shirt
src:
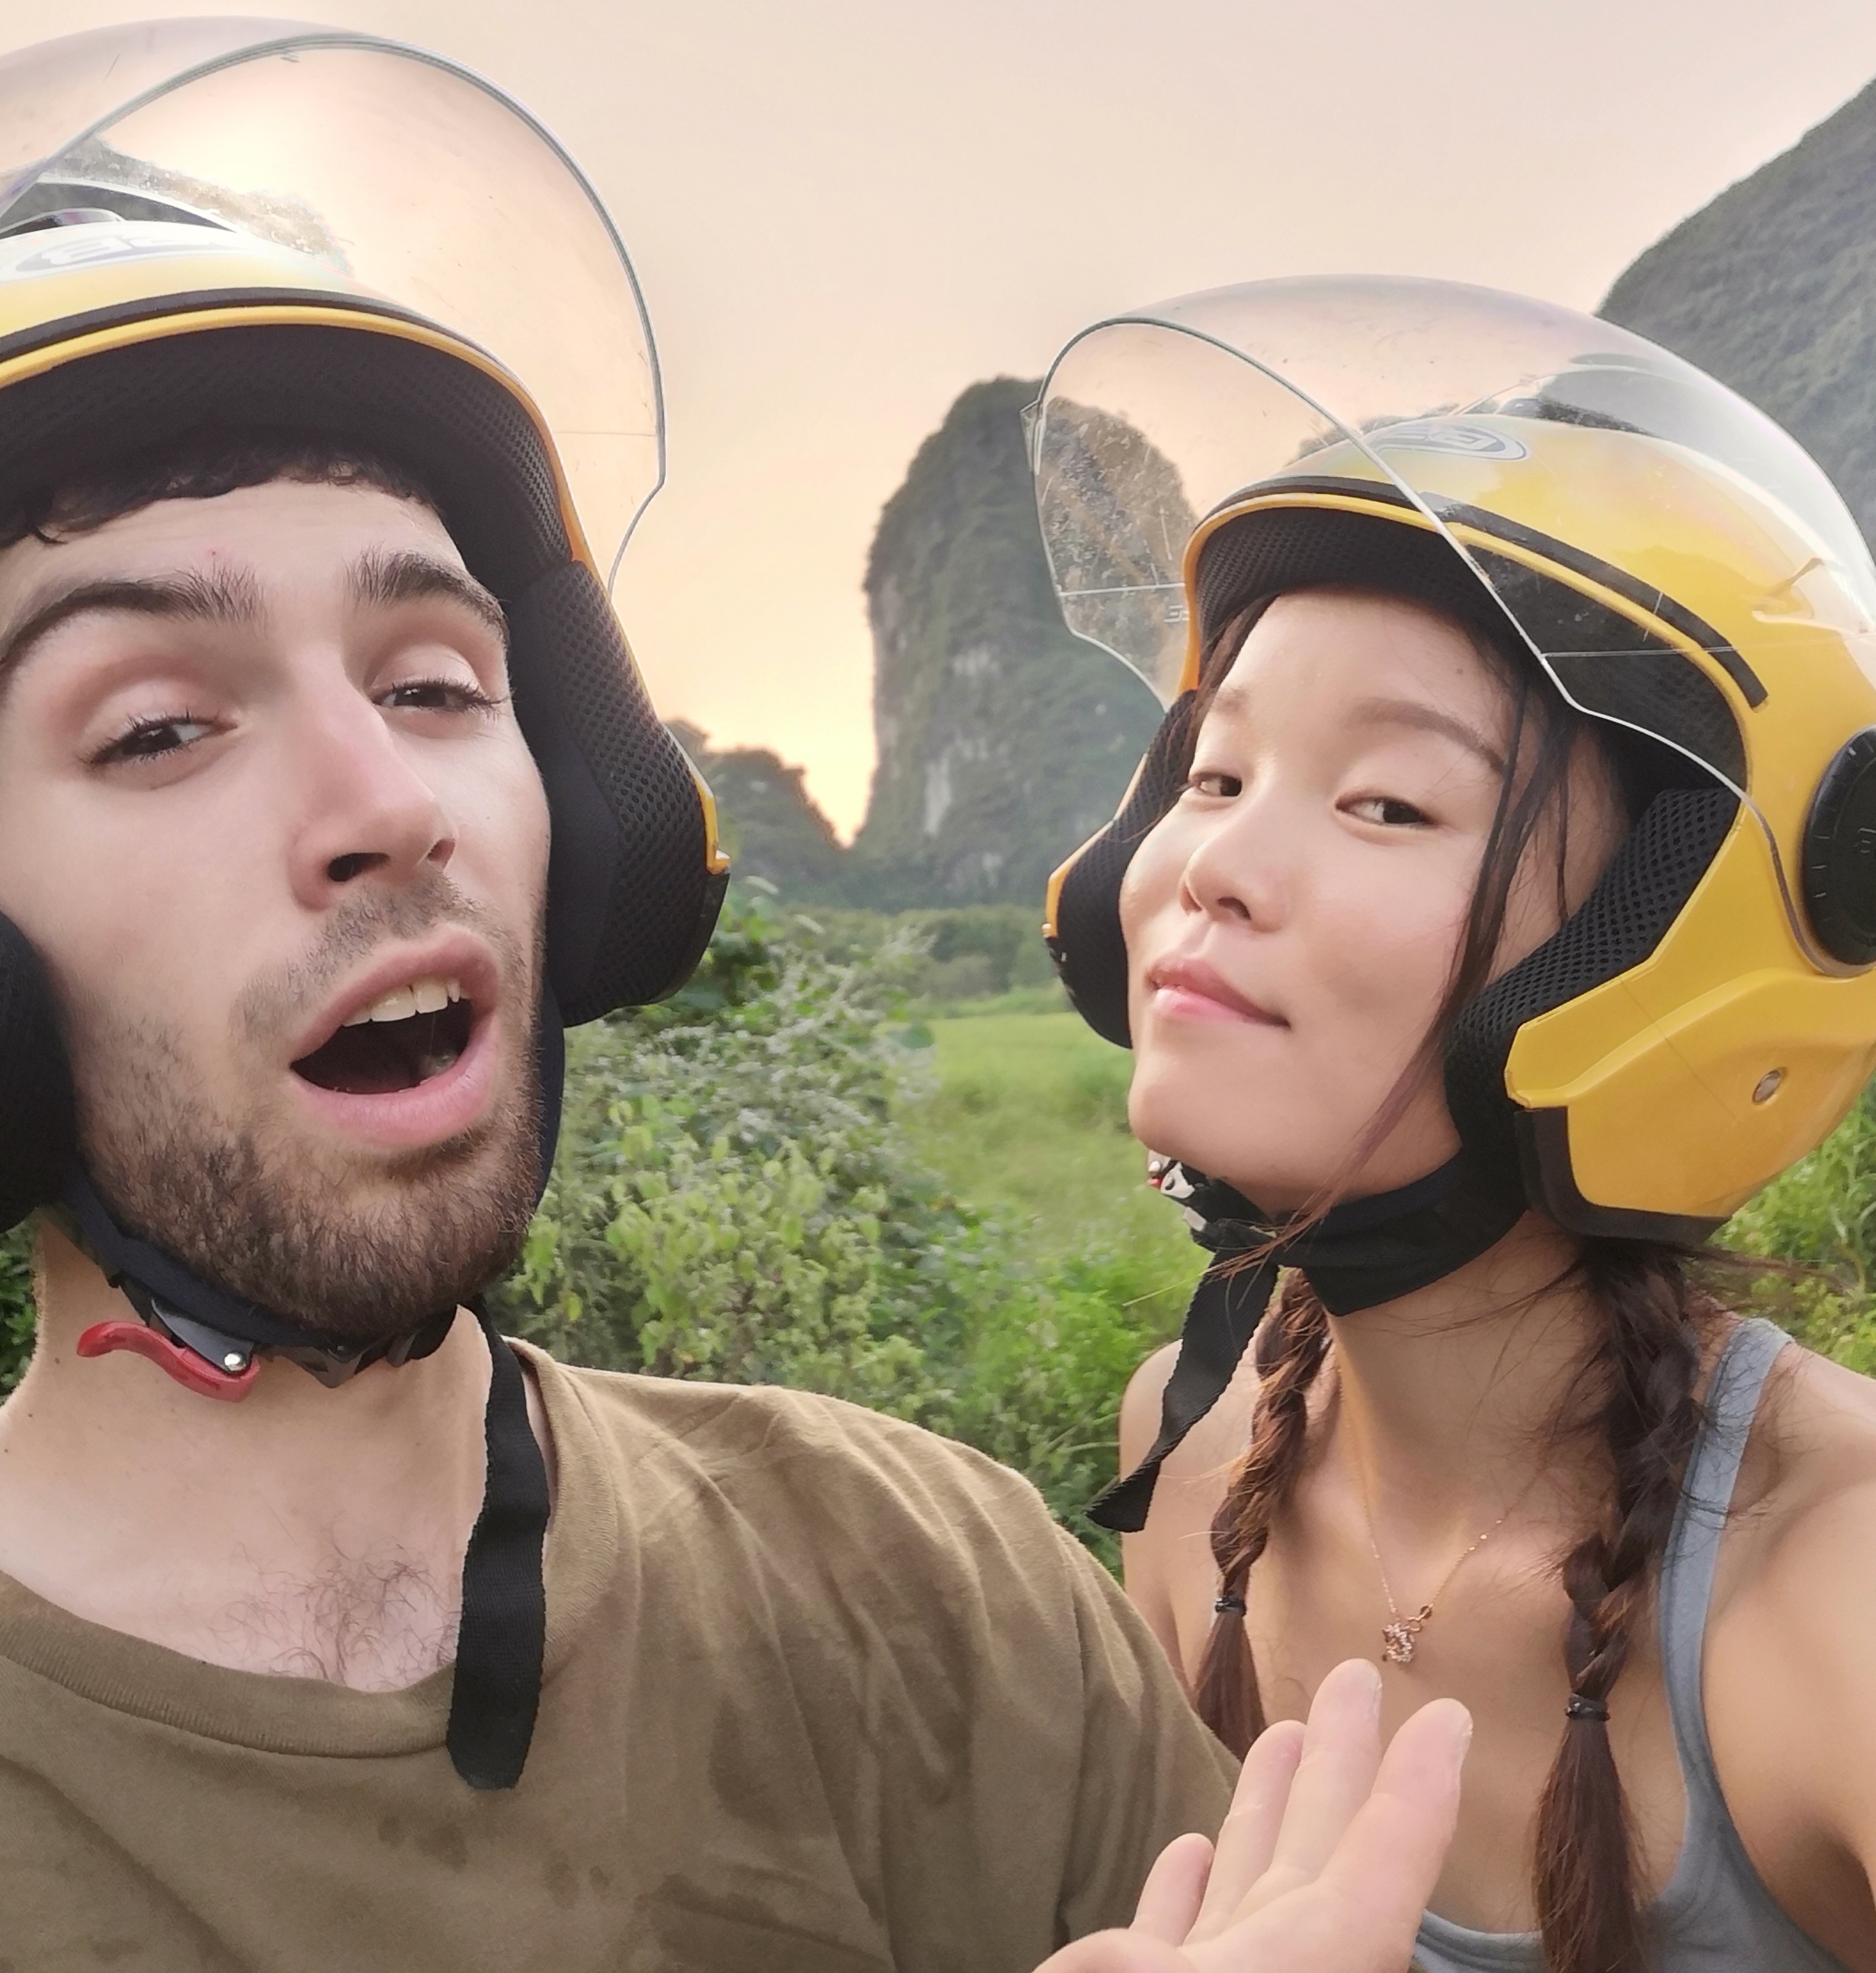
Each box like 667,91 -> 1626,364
0,1344 -> 1235,1972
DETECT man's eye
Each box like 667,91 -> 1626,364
379,678 -> 501,714
1348,795 -> 1432,827
1186,771 -> 1243,799
90,714 -> 216,766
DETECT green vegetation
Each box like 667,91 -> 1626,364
902,1008 -> 1196,1278
1722,1088 -> 1876,1372
0,1225 -> 31,1396
8,898 -> 1876,1574
784,898 -> 1063,1004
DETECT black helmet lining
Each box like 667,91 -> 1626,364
0,308 -> 726,1229
1049,499 -> 1742,1240
0,311 -> 723,1027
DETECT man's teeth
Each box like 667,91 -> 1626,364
340,976 -> 466,1027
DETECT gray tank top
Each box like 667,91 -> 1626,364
1412,1319 -> 1848,1972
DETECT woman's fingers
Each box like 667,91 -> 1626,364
1128,1832 -> 1215,1943
1239,1658 -> 1385,1910
1188,1718 -> 1305,1937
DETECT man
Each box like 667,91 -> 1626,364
0,23 -> 1466,1971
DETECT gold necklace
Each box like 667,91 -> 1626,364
1362,1486 -> 1526,1667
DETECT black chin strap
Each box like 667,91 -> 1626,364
65,1178 -> 553,1788
60,1169 -> 458,1384
446,1301 -> 551,1789
58,996 -> 569,1789
1088,1154 -> 1524,1533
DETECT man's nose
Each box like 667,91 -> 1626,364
284,678 -> 456,910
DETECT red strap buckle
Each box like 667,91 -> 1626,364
76,1321 -> 260,1401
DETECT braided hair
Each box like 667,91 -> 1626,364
1196,1250 -> 1711,1973
1175,593 -> 1719,1973
1194,1271 -> 1332,1752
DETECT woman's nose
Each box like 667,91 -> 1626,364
1180,803 -> 1288,929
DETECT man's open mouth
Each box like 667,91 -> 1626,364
291,975 -> 476,1096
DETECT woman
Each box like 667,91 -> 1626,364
1028,277 -> 1876,1973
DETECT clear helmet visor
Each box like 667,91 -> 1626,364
0,18 -> 661,589
1030,277 -> 1876,766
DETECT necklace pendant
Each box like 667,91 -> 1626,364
1380,1620 -> 1418,1666
1379,1607 -> 1432,1668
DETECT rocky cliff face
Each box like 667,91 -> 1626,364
701,90 -> 1876,913
1601,76 -> 1876,542
852,378 -> 1160,908
668,720 -> 848,898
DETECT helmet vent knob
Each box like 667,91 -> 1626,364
1752,1069 -> 1785,1104
1802,727 -> 1876,965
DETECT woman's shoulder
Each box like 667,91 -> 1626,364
1704,1332 -> 1876,1874
1750,1330 -> 1876,1515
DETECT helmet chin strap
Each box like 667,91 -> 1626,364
63,1166 -> 460,1396
1088,1151 -> 1526,1534
55,997 -> 566,1791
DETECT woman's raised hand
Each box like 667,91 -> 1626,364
1042,1659 -> 1470,1973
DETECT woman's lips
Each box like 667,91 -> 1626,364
1147,957 -> 1286,1027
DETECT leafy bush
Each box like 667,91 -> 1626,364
1721,1085 -> 1876,1369
493,899 -> 972,1424
493,896 -> 1181,1559
14,899 -> 1876,1574
0,1223 -> 32,1394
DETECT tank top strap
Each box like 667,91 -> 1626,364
1414,1318 -> 1850,1973
1659,1317 -> 1789,1793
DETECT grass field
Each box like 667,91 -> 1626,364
900,1004 -> 1204,1302
898,1002 -> 1876,1397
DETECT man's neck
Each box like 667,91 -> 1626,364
0,1220 -> 496,1689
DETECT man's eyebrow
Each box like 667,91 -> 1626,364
348,548 -> 508,646
0,565 -> 265,692
1344,695 -> 1507,775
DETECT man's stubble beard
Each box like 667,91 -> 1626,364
67,871 -> 545,1345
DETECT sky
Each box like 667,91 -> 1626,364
6,0 -> 1876,837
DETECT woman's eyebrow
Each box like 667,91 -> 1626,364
1345,695 -> 1506,775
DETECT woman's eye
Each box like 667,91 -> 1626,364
1186,770 -> 1243,799
1348,795 -> 1432,827
379,678 -> 501,715
90,714 -> 216,767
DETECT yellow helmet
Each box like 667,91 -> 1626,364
0,18 -> 726,1003
1032,276 -> 1876,1240
0,20 -> 732,1234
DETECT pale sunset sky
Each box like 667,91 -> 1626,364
7,0 -> 1876,835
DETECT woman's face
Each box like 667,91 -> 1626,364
1120,587 -> 1623,1211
